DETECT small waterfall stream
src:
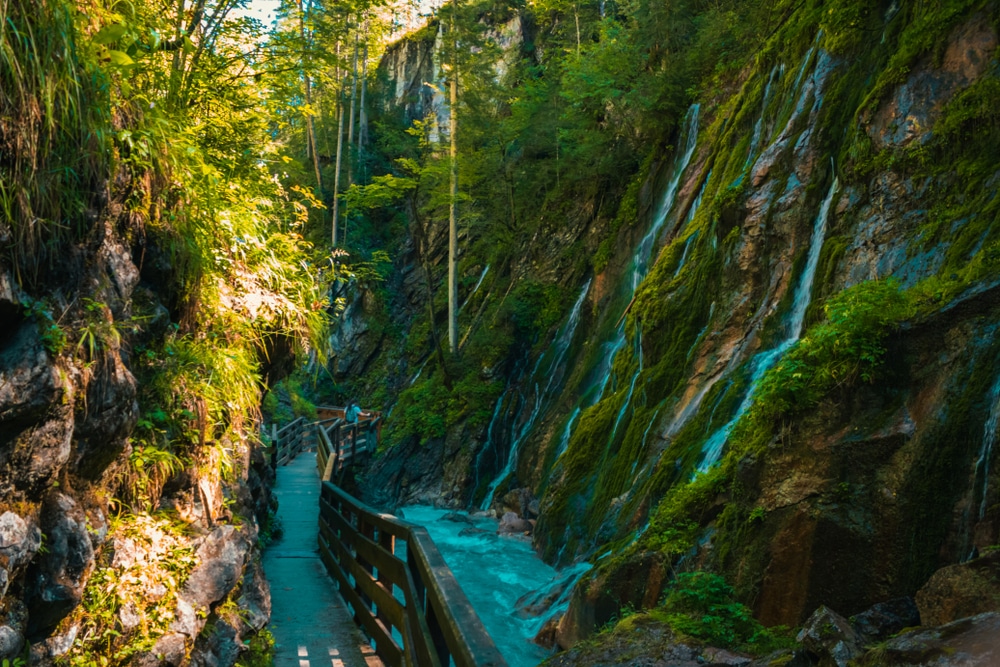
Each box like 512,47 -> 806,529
697,177 -> 839,472
975,375 -> 1000,520
480,281 -> 592,509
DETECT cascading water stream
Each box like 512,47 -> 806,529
697,176 -> 839,472
479,281 -> 592,509
554,407 -> 581,460
582,105 -> 701,409
607,326 -> 643,448
459,264 -> 491,314
745,65 -> 783,168
975,375 -> 1000,520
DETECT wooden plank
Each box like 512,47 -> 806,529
318,532 -> 404,667
319,520 -> 406,631
276,416 -> 304,439
319,496 -> 408,585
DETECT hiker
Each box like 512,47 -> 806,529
346,402 -> 363,424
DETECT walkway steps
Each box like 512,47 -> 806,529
264,452 -> 383,667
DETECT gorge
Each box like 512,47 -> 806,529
1,0 -> 1000,665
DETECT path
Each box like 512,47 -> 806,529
264,451 -> 382,667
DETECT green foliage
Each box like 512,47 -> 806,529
235,628 -> 276,667
750,280 -> 912,420
656,572 -> 792,652
21,298 -> 67,356
62,512 -> 199,667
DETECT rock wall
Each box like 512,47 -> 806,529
0,214 -> 278,665
344,1 -> 1000,654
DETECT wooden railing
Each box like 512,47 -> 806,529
315,414 -> 382,481
271,417 -> 308,467
318,481 -> 507,667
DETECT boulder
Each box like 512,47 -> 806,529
796,605 -> 864,667
497,512 -> 532,535
916,551 -> 1000,626
236,557 -> 271,632
874,612 -> 1000,665
439,511 -> 474,525
179,525 -> 250,613
851,597 -> 920,645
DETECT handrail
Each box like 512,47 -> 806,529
315,415 -> 381,481
271,416 -> 307,467
318,481 -> 507,667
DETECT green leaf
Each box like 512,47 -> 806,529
107,50 -> 134,67
93,24 -> 127,45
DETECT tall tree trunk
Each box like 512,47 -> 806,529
331,96 -> 345,246
358,38 -> 369,181
447,4 -> 459,354
298,0 -> 322,195
346,31 -> 359,187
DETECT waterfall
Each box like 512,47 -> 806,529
409,356 -> 431,386
555,407 -> 581,459
746,65 -> 783,167
697,177 -> 839,472
473,391 -> 509,499
582,105 -> 702,408
608,327 -> 643,448
975,375 -> 1000,520
630,104 -> 701,291
479,281 -> 592,509
459,264 -> 491,314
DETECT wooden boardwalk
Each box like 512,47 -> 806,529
263,451 -> 383,667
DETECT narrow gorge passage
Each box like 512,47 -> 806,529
4,0 -> 1000,666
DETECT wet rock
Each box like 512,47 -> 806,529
458,525 -> 492,538
439,511 -> 474,524
916,550 -> 1000,626
497,511 -> 532,535
702,647 -> 752,666
796,605 -> 863,667
534,616 -> 560,649
875,612 -> 1000,665
501,487 -> 534,517
851,596 -> 920,644
870,16 -> 997,148
25,493 -> 95,635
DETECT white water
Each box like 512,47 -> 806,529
582,105 -> 701,409
975,375 -> 1000,519
608,327 -> 643,448
555,407 -> 581,459
459,264 -> 491,314
630,104 -> 701,291
697,177 -> 839,472
409,356 -> 431,386
482,386 -> 541,510
479,282 -> 591,509
746,65 -> 783,167
401,506 -> 589,667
